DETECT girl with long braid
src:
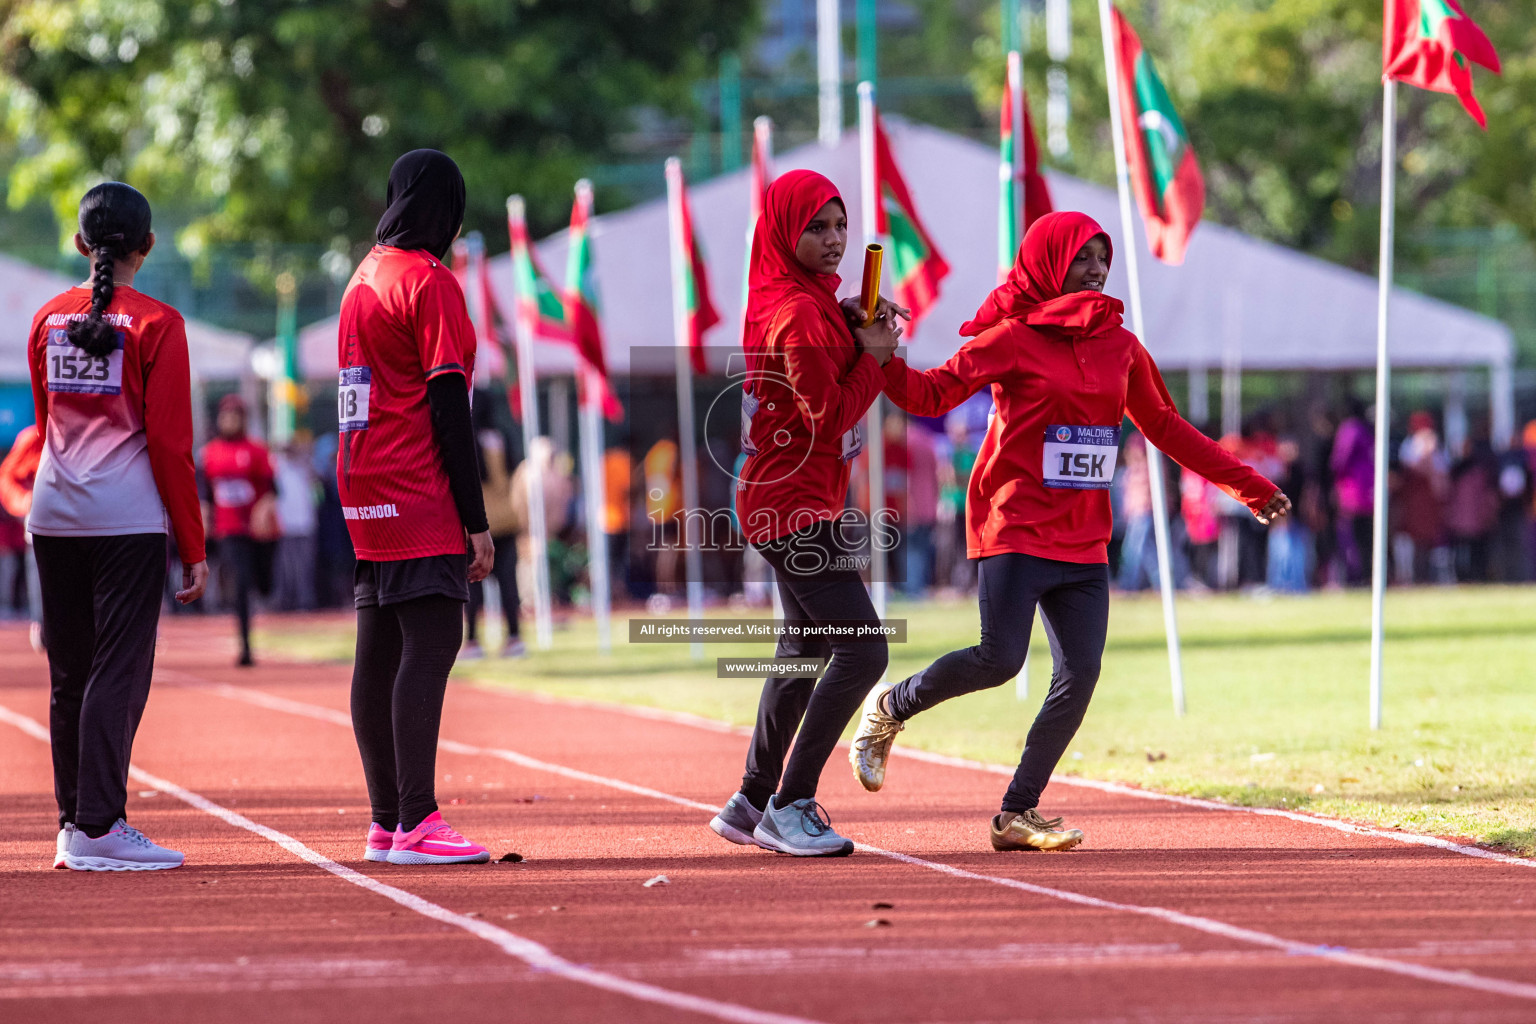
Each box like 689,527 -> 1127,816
28,182 -> 208,871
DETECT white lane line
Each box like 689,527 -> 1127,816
457,680 -> 1536,871
194,684 -> 1536,1004
0,702 -> 824,1024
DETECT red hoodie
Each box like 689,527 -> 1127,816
882,211 -> 1276,564
735,170 -> 885,544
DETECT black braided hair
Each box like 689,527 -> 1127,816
66,182 -> 152,358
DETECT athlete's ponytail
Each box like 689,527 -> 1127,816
67,182 -> 152,358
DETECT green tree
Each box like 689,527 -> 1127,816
0,0 -> 757,254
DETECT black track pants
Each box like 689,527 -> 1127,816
34,534 -> 167,832
886,552 -> 1109,814
350,594 -> 464,831
740,521 -> 888,807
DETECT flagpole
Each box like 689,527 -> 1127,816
666,157 -> 706,658
571,180 -> 613,655
1096,0 -> 1186,716
858,81 -> 888,622
506,195 -> 556,651
1009,49 -> 1026,255
1370,79 -> 1396,731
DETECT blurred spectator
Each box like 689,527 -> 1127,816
464,422 -> 523,659
1525,421 -> 1536,580
311,432 -> 356,608
904,419 -> 940,596
0,425 -> 43,646
1180,466 -> 1220,589
198,395 -> 276,667
1302,404 -> 1338,588
1446,437 -> 1500,582
271,439 -> 318,611
1492,431 -> 1531,582
938,411 -> 979,591
603,445 -> 636,601
1116,433 -> 1157,591
640,436 -> 681,604
511,437 -> 574,609
1266,438 -> 1311,592
1330,398 -> 1375,586
881,412 -> 910,591
1391,410 -> 1449,584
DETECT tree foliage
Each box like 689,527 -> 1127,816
0,0 -> 756,254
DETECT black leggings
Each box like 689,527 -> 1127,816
887,552 -> 1109,814
740,520 -> 888,807
350,595 -> 464,831
34,534 -> 167,833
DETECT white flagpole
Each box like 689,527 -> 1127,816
1005,49 -> 1037,701
1096,0 -> 1186,716
858,81 -> 888,621
1370,80 -> 1397,731
817,0 -> 843,146
506,196 -> 555,650
570,180 -> 612,655
665,158 -> 707,659
751,116 -> 786,623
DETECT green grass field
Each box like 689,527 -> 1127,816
259,585 -> 1536,855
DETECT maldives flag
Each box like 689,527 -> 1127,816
1384,0 -> 1501,128
873,114 -> 949,335
999,54 -> 1053,281
564,181 -> 623,421
672,166 -> 720,375
450,237 -> 507,379
1112,6 -> 1204,265
507,199 -> 574,346
741,118 -> 773,324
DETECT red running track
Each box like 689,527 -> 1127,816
4,615 -> 1536,1023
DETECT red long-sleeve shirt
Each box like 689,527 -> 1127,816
883,320 -> 1276,563
27,286 -> 206,564
735,295 -> 886,544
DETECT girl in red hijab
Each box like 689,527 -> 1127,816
850,211 -> 1290,851
708,169 -> 902,857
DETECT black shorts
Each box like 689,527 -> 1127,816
354,554 -> 469,608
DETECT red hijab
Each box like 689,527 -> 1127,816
744,169 -> 851,355
960,210 -> 1124,339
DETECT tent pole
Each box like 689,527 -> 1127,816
1369,80 -> 1397,732
1096,0 -> 1186,716
817,0 -> 842,146
665,158 -> 707,660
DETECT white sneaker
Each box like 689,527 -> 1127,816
752,797 -> 855,857
63,820 -> 185,872
460,641 -> 485,661
54,824 -> 74,869
850,683 -> 904,792
501,638 -> 527,659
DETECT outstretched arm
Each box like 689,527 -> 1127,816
880,324 -> 1014,419
1125,344 -> 1288,522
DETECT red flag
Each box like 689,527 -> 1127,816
564,182 -> 623,421
872,114 -> 950,334
1384,0 -> 1501,128
1112,6 -> 1204,265
671,165 -> 720,375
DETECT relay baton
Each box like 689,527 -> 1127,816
858,243 -> 884,327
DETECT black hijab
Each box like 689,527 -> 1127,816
375,149 -> 466,260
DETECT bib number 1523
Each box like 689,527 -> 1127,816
338,366 -> 371,432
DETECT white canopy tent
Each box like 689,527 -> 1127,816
468,119 -> 1512,438
0,251 -> 258,384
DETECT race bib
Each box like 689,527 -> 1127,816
46,328 -> 123,395
1042,425 -> 1120,489
840,422 -> 864,463
212,478 -> 257,509
338,367 -> 371,432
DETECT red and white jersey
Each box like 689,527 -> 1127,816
200,435 -> 275,539
26,286 -> 205,564
336,245 -> 476,561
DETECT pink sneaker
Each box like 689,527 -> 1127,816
386,811 -> 489,865
364,822 -> 393,862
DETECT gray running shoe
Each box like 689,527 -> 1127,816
63,820 -> 185,872
708,792 -> 767,848
54,824 -> 74,869
752,797 -> 855,857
